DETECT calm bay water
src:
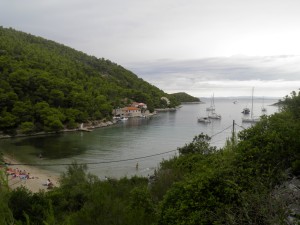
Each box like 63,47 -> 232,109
1,97 -> 280,179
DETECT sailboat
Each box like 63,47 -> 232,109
206,94 -> 215,111
198,93 -> 220,122
207,94 -> 221,119
261,97 -> 267,113
242,87 -> 260,123
208,111 -> 221,119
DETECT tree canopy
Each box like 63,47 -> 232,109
170,92 -> 200,103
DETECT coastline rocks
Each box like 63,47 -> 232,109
272,176 -> 300,225
0,120 -> 117,139
82,120 -> 115,129
181,102 -> 204,104
155,108 -> 177,112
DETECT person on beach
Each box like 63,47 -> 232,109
46,179 -> 53,187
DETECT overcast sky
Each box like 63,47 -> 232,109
1,0 -> 300,97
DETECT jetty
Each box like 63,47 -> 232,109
78,123 -> 93,132
78,128 -> 92,132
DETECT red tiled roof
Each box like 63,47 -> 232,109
124,107 -> 140,111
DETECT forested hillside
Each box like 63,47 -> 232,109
170,92 -> 200,102
0,27 -> 180,135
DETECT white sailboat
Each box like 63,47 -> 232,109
206,94 -> 216,111
198,93 -> 220,122
208,111 -> 221,119
261,97 -> 267,113
242,87 -> 260,123
207,94 -> 221,119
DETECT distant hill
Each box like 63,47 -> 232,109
0,26 -> 180,134
170,92 -> 200,103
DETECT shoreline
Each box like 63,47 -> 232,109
0,113 -> 157,139
154,105 -> 183,112
0,120 -> 117,139
181,101 -> 204,104
3,154 -> 60,193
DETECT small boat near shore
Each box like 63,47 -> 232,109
113,116 -> 128,121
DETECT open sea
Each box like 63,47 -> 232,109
0,97 -> 280,179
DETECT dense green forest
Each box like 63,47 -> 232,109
0,27 -> 182,135
169,92 -> 200,102
0,91 -> 299,224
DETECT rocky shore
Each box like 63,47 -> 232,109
0,120 -> 117,139
0,110 -> 161,139
273,175 -> 300,225
154,105 -> 183,112
154,108 -> 177,112
181,101 -> 204,104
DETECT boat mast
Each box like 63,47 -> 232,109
212,93 -> 215,109
251,87 -> 254,118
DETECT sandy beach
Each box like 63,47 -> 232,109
3,154 -> 60,193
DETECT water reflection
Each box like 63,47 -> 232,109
118,117 -> 151,127
10,134 -> 87,159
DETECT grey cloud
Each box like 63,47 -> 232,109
2,0 -> 300,64
125,55 -> 300,97
127,55 -> 300,82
